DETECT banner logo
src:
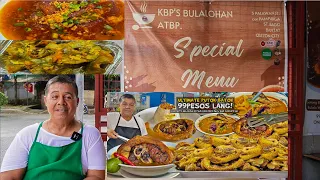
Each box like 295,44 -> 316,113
129,1 -> 155,30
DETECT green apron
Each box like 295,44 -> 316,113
23,122 -> 85,180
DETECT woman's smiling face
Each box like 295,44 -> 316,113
44,82 -> 79,121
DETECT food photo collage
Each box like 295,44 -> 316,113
0,0 -> 289,179
0,0 -> 124,74
0,0 -> 124,180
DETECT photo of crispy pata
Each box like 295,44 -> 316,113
117,136 -> 174,166
149,119 -> 196,141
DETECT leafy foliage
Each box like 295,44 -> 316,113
0,92 -> 8,106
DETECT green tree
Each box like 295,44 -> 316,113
0,92 -> 8,107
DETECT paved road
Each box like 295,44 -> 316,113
0,112 -> 95,165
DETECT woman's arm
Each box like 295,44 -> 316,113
84,170 -> 105,180
0,168 -> 26,180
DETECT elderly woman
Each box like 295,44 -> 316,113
0,76 -> 106,180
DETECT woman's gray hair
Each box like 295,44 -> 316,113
45,76 -> 78,98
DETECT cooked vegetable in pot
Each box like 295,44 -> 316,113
234,93 -> 287,117
0,40 -> 114,74
198,114 -> 236,135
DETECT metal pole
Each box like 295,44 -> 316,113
26,74 -> 28,106
75,74 -> 84,122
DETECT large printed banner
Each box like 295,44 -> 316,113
304,2 -> 320,135
124,1 -> 286,92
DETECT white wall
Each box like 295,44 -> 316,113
84,90 -> 94,107
5,83 -> 36,100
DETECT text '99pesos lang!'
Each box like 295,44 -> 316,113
173,97 -> 239,113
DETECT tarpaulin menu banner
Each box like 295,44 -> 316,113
304,2 -> 320,136
124,1 -> 286,92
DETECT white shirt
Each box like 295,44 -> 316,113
106,112 -> 147,141
0,123 -> 106,174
